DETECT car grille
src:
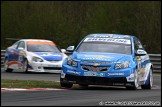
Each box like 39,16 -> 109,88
44,67 -> 62,70
47,60 -> 60,63
81,65 -> 110,72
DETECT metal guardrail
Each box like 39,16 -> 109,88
149,54 -> 161,73
1,50 -> 5,66
1,50 -> 161,73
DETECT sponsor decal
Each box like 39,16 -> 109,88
8,61 -> 19,67
84,38 -> 131,44
40,53 -> 61,56
82,55 -> 114,60
126,83 -> 133,86
84,71 -> 96,76
84,72 -> 105,77
67,70 -> 80,75
47,65 -> 57,67
107,72 -> 124,76
140,68 -> 145,77
34,52 -> 62,61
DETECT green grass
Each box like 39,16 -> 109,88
1,79 -> 61,88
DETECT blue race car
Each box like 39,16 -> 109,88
60,34 -> 153,90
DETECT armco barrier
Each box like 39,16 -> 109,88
1,50 -> 5,66
149,54 -> 161,73
1,50 -> 161,73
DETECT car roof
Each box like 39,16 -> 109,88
86,33 -> 134,39
20,39 -> 53,42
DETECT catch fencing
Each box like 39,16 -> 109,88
1,50 -> 161,73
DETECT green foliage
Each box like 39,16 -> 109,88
1,79 -> 60,88
1,1 -> 161,53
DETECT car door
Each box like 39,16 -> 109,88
7,41 -> 20,62
15,41 -> 26,68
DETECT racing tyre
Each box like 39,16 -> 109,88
126,69 -> 139,90
4,58 -> 13,72
60,83 -> 73,88
23,59 -> 28,73
141,69 -> 153,89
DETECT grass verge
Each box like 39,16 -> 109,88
1,79 -> 61,88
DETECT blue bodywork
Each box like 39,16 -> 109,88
62,52 -> 136,78
61,34 -> 152,88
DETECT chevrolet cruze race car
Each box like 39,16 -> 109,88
60,34 -> 153,90
4,39 -> 67,73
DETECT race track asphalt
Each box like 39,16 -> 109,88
1,69 -> 161,106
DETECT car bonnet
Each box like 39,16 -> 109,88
73,52 -> 131,62
33,52 -> 63,61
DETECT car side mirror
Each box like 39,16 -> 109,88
18,47 -> 24,51
66,46 -> 74,52
135,49 -> 147,56
61,49 -> 66,53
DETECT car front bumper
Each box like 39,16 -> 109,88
60,74 -> 135,86
28,61 -> 62,73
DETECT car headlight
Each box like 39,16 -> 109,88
32,57 -> 43,62
67,57 -> 78,67
115,61 -> 130,69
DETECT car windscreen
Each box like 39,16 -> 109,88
76,38 -> 132,54
27,44 -> 61,52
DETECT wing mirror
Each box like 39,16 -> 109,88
61,49 -> 66,53
135,49 -> 147,56
66,46 -> 74,52
18,47 -> 24,51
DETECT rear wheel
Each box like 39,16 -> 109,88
4,58 -> 13,72
141,68 -> 153,89
126,69 -> 139,90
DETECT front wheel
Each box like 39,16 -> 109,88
23,59 -> 28,73
126,69 -> 139,90
141,68 -> 153,89
4,58 -> 13,72
60,82 -> 73,88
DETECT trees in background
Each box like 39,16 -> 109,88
1,1 -> 161,53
